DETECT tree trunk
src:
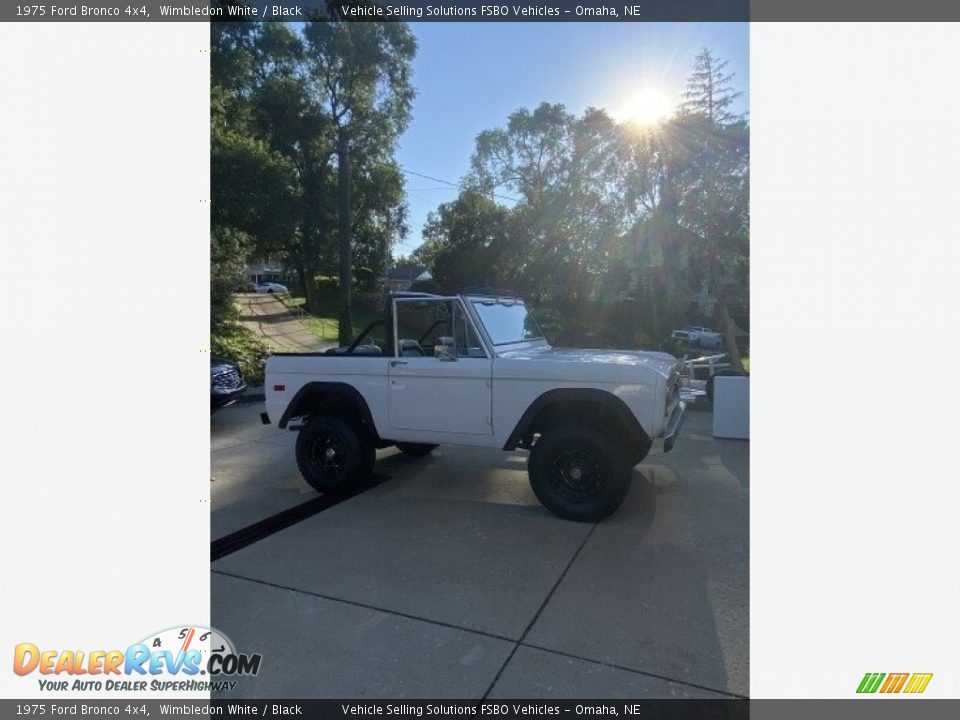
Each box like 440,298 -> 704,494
304,273 -> 319,316
337,126 -> 353,346
718,301 -> 744,372
301,155 -> 320,316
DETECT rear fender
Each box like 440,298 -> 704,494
278,382 -> 379,441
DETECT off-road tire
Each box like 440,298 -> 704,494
395,442 -> 438,457
528,425 -> 631,522
296,416 -> 375,493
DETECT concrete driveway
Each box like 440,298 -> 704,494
210,403 -> 748,699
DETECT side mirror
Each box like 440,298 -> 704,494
436,347 -> 457,362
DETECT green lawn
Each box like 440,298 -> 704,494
280,293 -> 382,345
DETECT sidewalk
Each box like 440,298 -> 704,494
236,293 -> 332,352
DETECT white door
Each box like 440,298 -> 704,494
388,298 -> 492,436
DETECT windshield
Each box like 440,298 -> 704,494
471,300 -> 544,346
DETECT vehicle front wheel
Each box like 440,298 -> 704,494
295,416 -> 375,493
528,425 -> 631,522
395,442 -> 438,457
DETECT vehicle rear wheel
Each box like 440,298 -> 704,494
395,442 -> 438,457
295,416 -> 375,493
528,425 -> 630,522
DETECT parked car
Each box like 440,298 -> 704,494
261,292 -> 687,522
671,329 -> 695,344
211,358 -> 246,412
682,325 -> 723,348
255,282 -> 289,294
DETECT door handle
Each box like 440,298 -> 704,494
390,360 -> 408,367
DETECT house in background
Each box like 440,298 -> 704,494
246,261 -> 297,287
382,265 -> 432,293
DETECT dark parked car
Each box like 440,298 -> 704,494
211,358 -> 246,412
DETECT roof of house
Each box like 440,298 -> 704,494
385,265 -> 429,281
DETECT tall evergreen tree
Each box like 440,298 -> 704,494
680,48 -> 743,124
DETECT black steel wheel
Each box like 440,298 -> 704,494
528,425 -> 631,522
295,416 -> 375,493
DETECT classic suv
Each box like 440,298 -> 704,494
262,293 -> 686,521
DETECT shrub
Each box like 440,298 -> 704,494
313,275 -> 339,293
211,323 -> 270,386
355,267 -> 377,292
633,331 -> 654,349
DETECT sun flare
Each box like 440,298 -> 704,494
612,87 -> 675,126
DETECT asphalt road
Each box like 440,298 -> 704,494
210,402 -> 749,698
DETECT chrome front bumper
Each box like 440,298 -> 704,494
663,401 -> 687,453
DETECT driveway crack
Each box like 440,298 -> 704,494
480,522 -> 599,700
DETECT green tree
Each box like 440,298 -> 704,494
675,50 -> 749,367
302,20 -> 416,344
419,191 -> 512,292
467,103 -> 625,300
211,21 -> 415,333
210,22 -> 300,329
680,48 -> 743,124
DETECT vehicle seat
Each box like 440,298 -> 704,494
324,344 -> 382,356
399,339 -> 426,357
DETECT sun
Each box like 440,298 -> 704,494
612,87 -> 675,126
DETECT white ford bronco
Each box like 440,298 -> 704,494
262,292 -> 686,521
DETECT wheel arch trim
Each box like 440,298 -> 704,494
502,388 -> 650,452
278,381 -> 379,440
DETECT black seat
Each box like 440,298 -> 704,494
398,339 -> 426,357
325,344 -> 382,356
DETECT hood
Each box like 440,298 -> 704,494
211,358 -> 240,374
497,343 -> 680,381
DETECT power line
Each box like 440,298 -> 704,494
405,186 -> 463,192
400,167 -> 520,203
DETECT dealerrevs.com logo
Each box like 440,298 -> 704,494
857,672 -> 933,695
13,626 -> 261,693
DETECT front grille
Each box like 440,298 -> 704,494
212,368 -> 242,390
667,368 -> 681,407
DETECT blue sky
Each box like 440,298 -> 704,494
394,22 -> 749,258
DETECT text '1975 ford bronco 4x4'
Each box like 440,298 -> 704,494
261,292 -> 686,521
